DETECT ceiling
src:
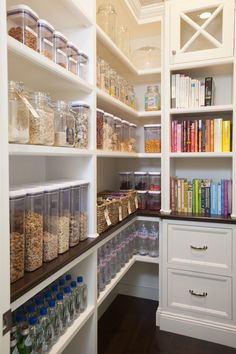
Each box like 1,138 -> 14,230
139,0 -> 163,5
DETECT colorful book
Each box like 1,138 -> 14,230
222,120 -> 231,152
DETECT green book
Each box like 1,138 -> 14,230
195,179 -> 199,214
192,179 -> 196,214
198,180 -> 202,214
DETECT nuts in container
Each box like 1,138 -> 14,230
79,183 -> 89,241
69,182 -> 81,247
58,182 -> 70,254
71,101 -> 89,149
38,19 -> 54,60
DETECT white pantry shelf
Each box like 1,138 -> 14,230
170,152 -> 233,158
135,255 -> 159,264
138,110 -> 162,117
9,144 -> 94,157
170,57 -> 234,74
170,105 -> 233,115
96,151 -> 162,158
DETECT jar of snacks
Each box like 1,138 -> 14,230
70,181 -> 81,247
97,109 -> 104,149
114,117 -> 122,151
78,52 -> 89,81
129,123 -> 137,152
121,120 -> 129,152
53,31 -> 68,69
148,172 -> 161,191
67,42 -> 79,75
148,191 -> 161,211
71,101 -> 89,149
38,19 -> 54,60
103,112 -> 114,151
58,182 -> 70,254
134,172 -> 148,190
119,172 -> 133,191
79,183 -> 89,241
137,191 -> 147,210
144,124 -> 161,153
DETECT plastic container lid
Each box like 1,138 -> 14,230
119,172 -> 132,175
67,41 -> 79,52
77,276 -> 83,283
137,190 -> 148,194
43,184 -> 59,193
114,117 -> 122,122
148,172 -> 161,175
121,120 -> 129,124
38,19 -> 55,31
148,191 -> 161,195
129,123 -> 137,128
134,172 -> 147,175
66,274 -> 72,281
7,4 -> 39,20
104,112 -> 114,118
144,124 -> 161,128
49,299 -> 56,308
35,297 -> 43,306
71,101 -> 90,109
64,287 -> 71,294
29,316 -> 37,326
53,31 -> 68,42
25,185 -> 44,196
44,290 -> 51,298
9,189 -> 26,198
59,278 -> 65,286
78,51 -> 89,60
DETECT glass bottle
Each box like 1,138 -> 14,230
17,326 -> 32,354
148,223 -> 159,257
116,25 -> 130,57
39,307 -> 55,351
77,276 -> 87,312
28,316 -> 44,354
138,223 -> 148,255
58,278 -> 65,293
145,85 -> 161,111
48,299 -> 62,340
97,2 -> 117,42
70,281 -> 81,316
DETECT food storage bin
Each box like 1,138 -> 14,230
97,57 -> 101,88
103,112 -> 114,151
129,123 -> 137,152
54,100 -> 68,147
97,2 -> 117,42
121,120 -> 129,152
53,31 -> 68,69
28,91 -> 54,146
119,172 -> 133,191
38,19 -> 54,60
8,81 -> 29,144
67,42 -> 79,75
148,191 -> 161,211
9,189 -> 26,283
43,184 -> 59,262
97,109 -> 104,149
148,172 -> 161,191
70,181 -> 81,247
7,5 -> 39,51
58,182 -> 70,254
71,101 -> 89,149
25,186 -> 44,272
145,85 -> 161,111
79,183 -> 89,241
137,191 -> 147,210
144,124 -> 161,153
134,172 -> 147,190
78,52 -> 89,81
113,117 -> 122,151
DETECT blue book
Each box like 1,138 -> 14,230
210,183 -> 218,215
221,180 -> 225,216
217,182 -> 221,215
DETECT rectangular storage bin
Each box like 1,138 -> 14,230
70,181 -> 81,247
58,182 -> 70,254
79,183 -> 89,241
148,191 -> 161,211
148,172 -> 161,191
38,19 -> 54,60
144,124 -> 161,153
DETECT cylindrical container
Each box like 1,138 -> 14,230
54,100 -> 68,147
97,3 -> 117,42
134,172 -> 147,190
103,112 -> 114,151
104,61 -> 110,94
145,85 -> 161,111
25,186 -> 44,272
148,172 -> 161,191
9,189 -> 25,283
99,59 -> 106,91
137,191 -> 147,210
67,42 -> 79,75
113,117 -> 122,151
116,25 -> 130,57
7,5 -> 39,51
138,223 -> 148,256
121,120 -> 129,152
43,185 -> 59,262
79,183 -> 89,241
53,31 -> 68,69
119,172 -> 133,191
129,123 -> 137,152
38,19 -> 54,60
96,109 -> 104,149
66,105 -> 75,147
78,52 -> 89,81
148,224 -> 159,258
70,181 -> 81,247
70,101 -> 89,149
144,124 -> 161,153
148,191 -> 161,211
109,68 -> 117,98
8,81 -> 29,144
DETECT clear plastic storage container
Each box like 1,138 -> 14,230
148,191 -> 161,211
129,123 -> 137,152
43,185 -> 59,262
53,31 -> 68,69
148,223 -> 159,258
70,181 -> 81,247
113,117 -> 122,151
9,189 -> 26,283
78,52 -> 89,81
97,2 -> 117,42
96,109 -> 104,150
67,42 -> 79,75
7,5 -> 39,51
121,120 -> 129,152
58,182 -> 70,254
103,113 -> 114,151
134,172 -> 147,190
137,191 -> 147,210
71,101 -> 89,149
119,172 -> 133,191
38,19 -> 54,60
54,100 -> 68,147
148,172 -> 161,191
79,183 -> 89,241
144,124 -> 161,153
25,186 -> 44,272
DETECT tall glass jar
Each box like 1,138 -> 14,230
38,19 -> 54,60
53,31 -> 68,69
99,59 -> 106,91
70,181 -> 81,247
109,68 -> 117,98
97,109 -> 104,150
121,120 -> 129,152
97,57 -> 101,88
116,25 -> 130,57
103,112 -> 113,151
78,52 -> 89,81
129,123 -> 137,152
54,100 -> 67,147
67,42 -> 79,75
145,85 -> 161,111
71,101 -> 89,149
58,182 -> 70,254
79,183 -> 89,241
66,104 -> 76,147
113,117 -> 122,151
104,61 -> 110,94
97,2 -> 117,42
8,81 -> 29,143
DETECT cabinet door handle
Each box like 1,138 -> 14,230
190,245 -> 208,251
172,49 -> 176,55
189,289 -> 208,297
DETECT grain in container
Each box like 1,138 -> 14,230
67,42 -> 79,75
103,112 -> 114,151
144,124 -> 161,153
129,123 -> 137,152
53,31 -> 68,69
113,117 -> 122,151
79,182 -> 89,241
71,101 -> 89,149
38,19 -> 54,60
96,109 -> 104,149
121,120 -> 129,152
69,181 -> 81,247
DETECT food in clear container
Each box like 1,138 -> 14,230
119,172 -> 133,190
137,191 -> 147,210
67,42 -> 79,75
121,120 -> 129,152
96,109 -> 104,150
38,19 -> 54,60
70,182 -> 81,247
144,124 -> 161,153
129,123 -> 137,152
113,117 -> 122,151
71,101 -> 89,149
148,172 -> 161,191
97,2 -> 117,42
103,112 -> 114,151
145,85 -> 161,111
134,172 -> 148,190
79,183 -> 89,241
78,52 -> 89,80
54,100 -> 68,147
53,31 -> 68,69
58,182 -> 70,254
148,191 -> 161,211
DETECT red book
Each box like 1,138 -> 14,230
183,121 -> 187,152
194,120 -> 198,152
186,120 -> 191,152
177,123 -> 182,152
171,120 -> 177,152
210,120 -> 214,152
190,121 -> 195,152
206,119 -> 211,152
198,120 -> 202,152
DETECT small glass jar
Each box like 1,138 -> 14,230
113,117 -> 122,151
71,101 -> 89,149
97,3 -> 117,42
119,172 -> 133,191
53,31 -> 68,69
137,191 -> 147,210
25,186 -> 44,272
54,100 -> 68,147
144,124 -> 161,153
7,5 -> 39,51
145,85 -> 161,111
148,172 -> 161,191
9,189 -> 26,283
43,185 -> 59,262
8,81 -> 29,144
134,172 -> 148,190
97,109 -> 104,150
128,85 -> 136,109
109,68 -> 117,98
70,181 -> 81,247
103,112 -> 114,151
67,42 -> 79,75
129,123 -> 137,152
99,59 -> 106,91
58,182 -> 70,254
121,120 -> 130,152
79,183 -> 89,241
38,19 -> 54,60
78,52 -> 89,81
148,191 -> 161,211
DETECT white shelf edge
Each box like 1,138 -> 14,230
170,152 -> 233,158
9,144 -> 94,157
8,36 -> 93,94
49,305 -> 95,354
170,57 -> 234,71
135,255 -> 159,264
96,150 -> 162,158
137,153 -> 162,158
138,110 -> 162,117
137,68 -> 162,76
170,105 -> 233,114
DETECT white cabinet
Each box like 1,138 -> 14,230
169,0 -> 235,64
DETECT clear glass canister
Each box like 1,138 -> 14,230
57,182 -> 70,254
9,189 -> 26,283
148,191 -> 161,211
28,91 -> 54,146
109,68 -> 117,98
78,52 -> 89,81
54,100 -> 68,147
97,57 -> 101,88
103,112 -> 114,151
129,123 -> 137,152
144,124 -> 161,153
99,59 -> 106,91
71,101 -> 89,149
25,186 -> 44,272
79,183 -> 89,241
97,2 -> 117,42
113,117 -> 122,151
134,172 -> 147,190
97,109 -> 104,150
116,25 -> 130,57
137,191 -> 147,210
148,223 -> 159,258
119,172 -> 133,191
70,181 -> 81,247
53,31 -> 68,69
38,19 -> 54,60
148,172 -> 161,191
104,61 -> 110,94
121,120 -> 129,152
145,85 -> 161,111
7,4 -> 39,51
8,81 -> 29,143
67,42 -> 79,75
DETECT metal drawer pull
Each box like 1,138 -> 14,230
190,245 -> 208,250
189,289 -> 208,297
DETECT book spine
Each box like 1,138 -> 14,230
210,183 -> 217,215
181,179 -> 185,212
198,181 -> 202,214
198,120 -> 202,152
214,118 -> 223,152
187,182 -> 192,213
205,184 -> 210,215
186,120 -> 191,152
171,74 -> 176,108
222,120 -> 231,152
228,179 -> 232,214
202,120 -> 206,152
174,178 -> 178,212
190,121 -> 195,152
177,123 -> 182,152
192,180 -> 196,214
184,180 -> 188,213
183,120 -> 187,152
194,120 -> 198,152
177,179 -> 181,213
224,180 -> 228,216
221,180 -> 225,216
201,181 -> 206,214
205,77 -> 213,106
210,119 -> 214,152
195,179 -> 199,214
200,80 -> 205,106
206,119 -> 211,152
217,182 -> 221,215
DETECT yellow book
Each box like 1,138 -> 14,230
222,120 -> 231,152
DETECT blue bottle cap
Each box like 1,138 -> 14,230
70,281 -> 77,288
40,307 -> 47,316
16,313 -> 24,323
29,316 -> 37,326
66,274 -> 72,281
52,285 -> 58,293
27,304 -> 35,314
49,299 -> 56,308
59,279 -> 65,286
35,297 -> 43,306
64,287 -> 71,294
57,293 -> 64,301
44,290 -> 51,298
77,276 -> 83,283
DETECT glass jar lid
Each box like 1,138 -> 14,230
7,4 -> 39,21
53,31 -> 68,43
134,172 -> 147,175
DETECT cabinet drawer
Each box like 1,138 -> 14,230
167,269 -> 232,320
167,224 -> 232,273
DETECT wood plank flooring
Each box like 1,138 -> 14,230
98,295 -> 236,354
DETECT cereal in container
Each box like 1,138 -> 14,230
71,101 -> 89,149
38,19 -> 54,60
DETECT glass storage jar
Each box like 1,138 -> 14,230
148,172 -> 161,191
97,2 -> 117,42
9,189 -> 26,283
119,172 -> 133,191
70,181 -> 81,247
43,185 -> 59,262
8,81 -> 29,144
121,120 -> 130,152
53,31 -> 68,69
132,46 -> 161,70
109,68 -> 117,98
103,112 -> 114,151
79,182 -> 89,241
138,223 -> 148,256
144,124 -> 161,153
97,56 -> 101,88
116,25 -> 130,57
129,123 -> 137,152
54,100 -> 68,147
104,61 -> 110,94
148,191 -> 161,211
113,117 -> 122,151
99,59 -> 106,91
97,109 -> 104,149
38,19 -> 54,60
145,85 -> 161,111
7,4 -> 39,51
78,52 -> 89,81
71,101 -> 89,149
58,182 -> 70,254
137,191 -> 147,210
25,186 -> 44,272
29,91 -> 54,146
134,172 -> 147,190
148,223 -> 159,258
67,42 -> 79,75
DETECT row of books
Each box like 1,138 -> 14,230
171,118 -> 231,153
170,177 -> 232,216
171,74 -> 214,109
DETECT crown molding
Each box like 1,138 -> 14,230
124,0 -> 164,23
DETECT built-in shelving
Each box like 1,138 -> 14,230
9,144 -> 94,157
170,105 -> 233,115
96,150 -> 162,158
135,255 -> 159,264
170,152 -> 233,158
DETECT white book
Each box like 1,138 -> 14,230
176,74 -> 180,108
200,80 -> 205,106
191,79 -> 195,108
214,118 -> 223,152
180,75 -> 185,108
171,74 -> 176,108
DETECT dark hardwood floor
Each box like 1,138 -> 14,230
98,295 -> 236,354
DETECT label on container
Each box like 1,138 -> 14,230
104,208 -> 112,226
128,201 -> 131,214
17,93 -> 40,119
145,94 -> 158,111
135,196 -> 138,209
118,206 -> 123,221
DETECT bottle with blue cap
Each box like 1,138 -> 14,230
63,287 -> 74,324
56,293 -> 67,332
17,324 -> 32,354
28,316 -> 44,354
48,299 -> 62,340
15,313 -> 27,338
77,276 -> 87,312
51,284 -> 59,300
44,290 -> 52,306
27,304 -> 36,320
58,278 -> 65,293
35,296 -> 44,316
70,281 -> 81,316
65,274 -> 72,286
39,307 -> 55,351
10,336 -> 19,354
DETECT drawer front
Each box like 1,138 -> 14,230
167,224 -> 232,273
168,269 -> 232,320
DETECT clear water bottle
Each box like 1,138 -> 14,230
97,266 -> 101,298
56,293 -> 67,332
35,297 -> 44,316
28,316 -> 44,354
17,326 -> 32,354
63,287 -> 74,324
39,307 -> 55,351
70,281 -> 80,317
48,299 -> 62,341
44,291 -> 52,306
98,259 -> 106,293
77,276 -> 87,312
58,278 -> 65,293
10,337 -> 19,354
65,274 -> 72,286
27,304 -> 36,321
148,223 -> 159,257
15,313 -> 27,337
51,285 -> 59,300
138,223 -> 148,255
120,240 -> 126,267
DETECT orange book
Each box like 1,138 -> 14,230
206,119 -> 211,152
210,120 -> 214,152
198,120 -> 202,152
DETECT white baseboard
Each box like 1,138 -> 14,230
159,311 -> 236,349
118,282 -> 159,301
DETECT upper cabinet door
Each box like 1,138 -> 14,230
169,0 -> 235,65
